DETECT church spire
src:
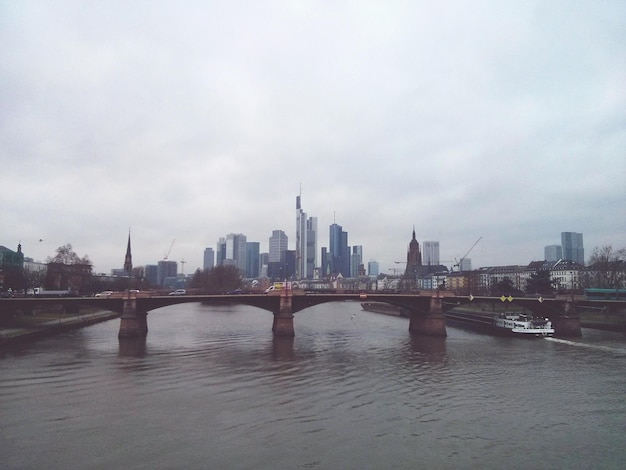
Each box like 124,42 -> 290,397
123,231 -> 132,274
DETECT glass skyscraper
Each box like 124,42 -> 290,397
296,194 -> 317,279
422,241 -> 440,265
329,223 -> 349,277
561,232 -> 584,265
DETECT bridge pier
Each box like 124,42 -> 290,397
118,298 -> 148,338
272,314 -> 295,337
408,297 -> 447,337
272,291 -> 295,337
551,302 -> 582,337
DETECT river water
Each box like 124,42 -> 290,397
1,302 -> 625,469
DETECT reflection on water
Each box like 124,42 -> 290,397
270,336 -> 295,361
1,302 -> 625,469
118,337 -> 147,357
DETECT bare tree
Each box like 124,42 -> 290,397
46,243 -> 91,265
190,265 -> 242,293
585,245 -> 626,289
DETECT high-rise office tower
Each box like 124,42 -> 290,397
329,222 -> 350,277
368,260 -> 379,277
296,193 -> 318,279
306,216 -> 317,279
320,247 -> 329,277
351,245 -> 363,277
203,247 -> 215,270
544,245 -> 562,262
246,242 -> 260,278
561,232 -> 584,265
269,230 -> 288,262
225,233 -> 247,273
216,237 -> 226,266
157,260 -> 177,286
422,241 -> 440,265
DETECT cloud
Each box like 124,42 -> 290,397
1,0 -> 624,274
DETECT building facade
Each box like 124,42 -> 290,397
269,230 -> 288,262
367,260 -> 379,278
422,241 -> 440,266
225,233 -> 247,273
246,242 -> 260,278
351,245 -> 363,277
203,247 -> 215,271
458,258 -> 472,272
561,232 -> 584,265
295,194 -> 317,279
544,245 -> 563,262
405,228 -> 422,281
157,260 -> 177,286
0,244 -> 24,290
329,223 -> 350,277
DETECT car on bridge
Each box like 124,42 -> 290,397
169,289 -> 186,296
95,291 -> 113,297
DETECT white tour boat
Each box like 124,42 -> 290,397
493,313 -> 555,337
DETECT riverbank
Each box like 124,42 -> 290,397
362,301 -> 625,334
448,306 -> 625,334
0,310 -> 120,345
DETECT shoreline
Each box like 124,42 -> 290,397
0,311 -> 120,346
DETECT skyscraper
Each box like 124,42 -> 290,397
157,260 -> 177,286
561,232 -> 584,265
422,241 -> 440,266
216,237 -> 226,266
225,233 -> 247,272
306,216 -> 317,279
544,245 -> 562,262
351,245 -> 363,277
268,230 -> 288,280
246,242 -> 260,278
296,193 -> 318,279
329,222 -> 349,277
203,247 -> 215,270
269,230 -> 288,262
368,260 -> 379,278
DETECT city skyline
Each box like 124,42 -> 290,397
2,2 -> 624,275
6,216 -> 604,278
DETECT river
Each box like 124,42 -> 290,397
1,302 -> 625,469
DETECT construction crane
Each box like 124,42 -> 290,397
454,236 -> 482,270
163,239 -> 176,260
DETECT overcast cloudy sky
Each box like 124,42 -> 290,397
2,0 -> 624,275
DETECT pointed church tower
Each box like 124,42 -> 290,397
405,226 -> 422,280
123,232 -> 133,275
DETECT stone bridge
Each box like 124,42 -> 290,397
115,291 -> 456,338
1,291 -> 605,338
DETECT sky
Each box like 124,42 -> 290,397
1,0 -> 625,275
